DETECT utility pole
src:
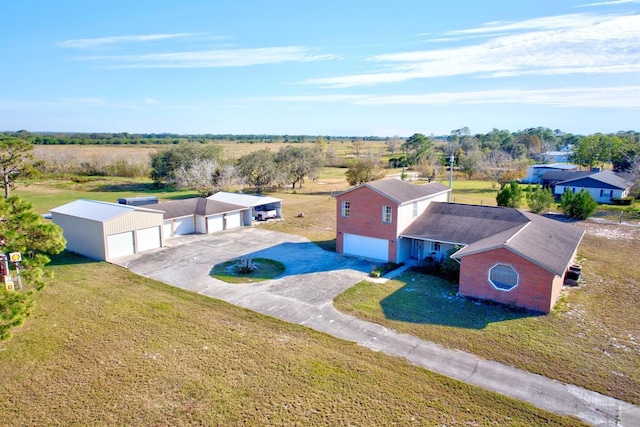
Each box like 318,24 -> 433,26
448,151 -> 454,202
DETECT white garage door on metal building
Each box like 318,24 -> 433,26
225,212 -> 242,229
207,215 -> 224,232
343,233 -> 388,261
107,231 -> 135,259
173,217 -> 195,235
137,226 -> 162,252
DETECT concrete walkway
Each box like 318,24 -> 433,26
116,228 -> 640,427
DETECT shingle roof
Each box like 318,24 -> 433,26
142,198 -> 246,220
556,170 -> 632,190
541,170 -> 592,182
50,199 -> 163,222
401,203 -> 528,244
400,202 -> 585,276
340,179 -> 450,205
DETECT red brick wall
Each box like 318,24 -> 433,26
458,247 -> 560,313
336,186 -> 399,261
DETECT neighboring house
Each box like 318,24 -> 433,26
523,163 -> 578,184
51,200 -> 165,261
539,150 -> 573,163
554,170 -> 633,204
540,170 -> 592,192
336,179 -> 585,313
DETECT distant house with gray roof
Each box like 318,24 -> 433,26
554,170 -> 633,204
336,178 -> 585,313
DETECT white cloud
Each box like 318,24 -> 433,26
76,47 -> 337,68
578,0 -> 640,8
357,86 -> 640,108
259,86 -> 640,108
306,13 -> 640,87
59,33 -> 198,49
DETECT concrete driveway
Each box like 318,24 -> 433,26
114,228 -> 639,427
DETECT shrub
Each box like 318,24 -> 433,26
496,181 -> 523,208
560,189 -> 597,219
526,185 -> 554,214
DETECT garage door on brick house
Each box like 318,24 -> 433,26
51,200 -> 165,262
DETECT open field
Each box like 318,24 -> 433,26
12,174 -> 639,407
0,253 -> 584,426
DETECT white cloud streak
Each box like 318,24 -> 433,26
75,47 -> 336,68
306,13 -> 640,87
59,33 -> 197,49
578,0 -> 640,8
259,86 -> 640,108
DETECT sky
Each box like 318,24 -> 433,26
1,0 -> 639,137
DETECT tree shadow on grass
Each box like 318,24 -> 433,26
90,182 -> 158,193
48,251 -> 100,266
380,270 -> 538,329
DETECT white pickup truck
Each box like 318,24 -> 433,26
253,205 -> 277,221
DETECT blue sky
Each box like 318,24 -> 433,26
1,0 -> 638,136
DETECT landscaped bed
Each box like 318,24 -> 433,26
211,257 -> 285,283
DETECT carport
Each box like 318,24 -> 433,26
207,191 -> 282,223
51,200 -> 165,261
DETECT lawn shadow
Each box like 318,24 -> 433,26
380,270 -> 539,329
48,251 -> 101,266
90,182 -> 158,193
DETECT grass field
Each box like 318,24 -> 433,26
0,253 -> 584,426
9,170 -> 639,412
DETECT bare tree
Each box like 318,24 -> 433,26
481,151 -> 526,189
351,138 -> 365,158
173,158 -> 220,196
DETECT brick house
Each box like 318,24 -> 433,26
336,179 -> 585,313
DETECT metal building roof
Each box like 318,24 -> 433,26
207,191 -> 281,207
50,199 -> 162,222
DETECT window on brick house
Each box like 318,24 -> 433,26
489,264 -> 519,291
341,201 -> 350,217
382,205 -> 392,223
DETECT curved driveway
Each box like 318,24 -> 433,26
115,227 -> 639,427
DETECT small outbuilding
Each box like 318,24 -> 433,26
51,200 -> 165,261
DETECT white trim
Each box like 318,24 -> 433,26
488,263 -> 519,292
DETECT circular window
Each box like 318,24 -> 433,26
489,264 -> 518,291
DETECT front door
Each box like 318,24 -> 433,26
411,239 -> 423,259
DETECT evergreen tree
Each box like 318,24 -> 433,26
496,181 -> 524,208
526,185 -> 555,214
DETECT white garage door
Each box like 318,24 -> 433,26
107,231 -> 135,259
137,226 -> 161,252
343,233 -> 388,261
207,215 -> 224,233
225,212 -> 241,229
173,217 -> 195,235
163,221 -> 173,238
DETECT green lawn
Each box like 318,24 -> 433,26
0,253 -> 584,426
334,224 -> 640,405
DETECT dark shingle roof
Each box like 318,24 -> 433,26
142,198 -> 245,220
556,170 -> 632,190
401,202 -> 585,276
541,170 -> 592,182
401,203 -> 528,244
340,179 -> 450,205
